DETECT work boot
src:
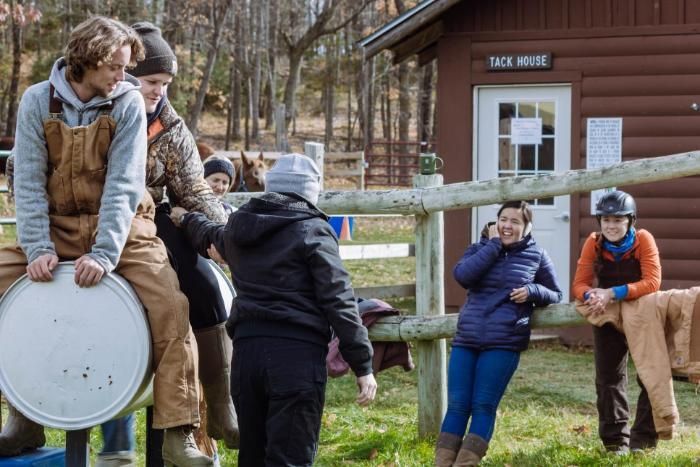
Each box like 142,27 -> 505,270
0,404 -> 45,456
453,433 -> 488,467
195,324 -> 240,449
435,432 -> 462,466
162,425 -> 214,467
95,452 -> 136,467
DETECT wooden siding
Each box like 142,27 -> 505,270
437,0 -> 700,306
451,0 -> 700,31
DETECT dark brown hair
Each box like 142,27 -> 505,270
65,16 -> 145,82
497,200 -> 533,227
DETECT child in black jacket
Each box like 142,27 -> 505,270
172,153 -> 377,466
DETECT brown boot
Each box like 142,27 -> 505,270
162,425 -> 214,467
435,432 -> 462,466
194,324 -> 240,449
0,404 -> 45,457
453,433 -> 488,466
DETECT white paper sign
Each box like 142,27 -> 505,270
511,118 -> 542,145
587,118 -> 622,214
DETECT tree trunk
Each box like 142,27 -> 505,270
231,4 -> 242,141
250,0 -> 261,141
417,61 -> 434,144
283,49 -> 302,126
264,0 -> 277,130
187,0 -> 233,136
5,0 -> 22,137
323,33 -> 338,148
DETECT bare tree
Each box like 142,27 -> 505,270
186,0 -> 234,136
417,60 -> 434,144
279,0 -> 371,134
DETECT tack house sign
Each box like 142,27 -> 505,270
486,52 -> 552,71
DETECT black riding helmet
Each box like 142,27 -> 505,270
595,190 -> 637,227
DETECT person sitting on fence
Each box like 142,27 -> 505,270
170,153 -> 378,466
203,155 -> 236,216
0,16 -> 213,466
435,200 -> 562,466
572,190 -> 663,455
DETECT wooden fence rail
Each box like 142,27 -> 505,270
366,303 -> 585,342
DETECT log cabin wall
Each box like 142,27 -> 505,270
439,0 -> 700,309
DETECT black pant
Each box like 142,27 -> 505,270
154,205 -> 228,329
232,337 -> 327,467
593,323 -> 658,450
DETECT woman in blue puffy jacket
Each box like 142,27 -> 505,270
435,200 -> 562,466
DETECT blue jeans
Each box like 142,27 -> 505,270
100,414 -> 135,455
441,346 -> 520,441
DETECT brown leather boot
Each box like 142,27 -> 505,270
453,433 -> 488,466
162,425 -> 214,467
195,324 -> 240,449
0,404 -> 45,457
435,432 -> 462,466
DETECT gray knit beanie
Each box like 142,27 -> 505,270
265,154 -> 321,205
130,22 -> 178,77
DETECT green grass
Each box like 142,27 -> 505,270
6,343 -> 700,465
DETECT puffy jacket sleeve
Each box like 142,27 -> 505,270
306,221 -> 373,377
625,229 -> 661,299
526,248 -> 563,306
453,238 -> 502,289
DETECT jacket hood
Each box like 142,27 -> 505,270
229,192 -> 327,246
49,57 -> 141,110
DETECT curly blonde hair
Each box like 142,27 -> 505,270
65,16 -> 145,82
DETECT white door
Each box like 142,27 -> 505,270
474,85 -> 571,300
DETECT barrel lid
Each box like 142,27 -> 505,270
0,263 -> 151,430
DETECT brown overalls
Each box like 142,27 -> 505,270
0,88 -> 200,429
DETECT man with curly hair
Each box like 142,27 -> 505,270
0,16 -> 212,466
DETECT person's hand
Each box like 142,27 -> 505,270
510,287 -> 529,303
170,206 -> 188,227
584,288 -> 614,316
207,244 -> 226,265
26,253 -> 59,282
74,255 -> 105,287
488,223 -> 499,239
356,373 -> 377,406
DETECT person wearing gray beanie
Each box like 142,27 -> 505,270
174,152 -> 377,467
265,153 -> 321,205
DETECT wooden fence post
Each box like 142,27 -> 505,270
413,173 -> 446,438
359,151 -> 366,190
305,142 -> 325,190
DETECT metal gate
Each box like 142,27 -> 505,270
364,141 -> 437,187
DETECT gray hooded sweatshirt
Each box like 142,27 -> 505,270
13,58 -> 147,272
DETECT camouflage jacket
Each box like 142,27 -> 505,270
146,101 -> 227,223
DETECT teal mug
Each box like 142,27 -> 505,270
419,153 -> 444,175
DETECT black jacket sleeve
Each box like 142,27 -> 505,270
182,212 -> 228,259
306,221 -> 373,377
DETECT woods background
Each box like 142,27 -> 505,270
0,0 -> 437,153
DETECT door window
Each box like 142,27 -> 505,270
497,101 -> 556,205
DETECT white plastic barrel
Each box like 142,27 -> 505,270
0,260 -> 234,430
